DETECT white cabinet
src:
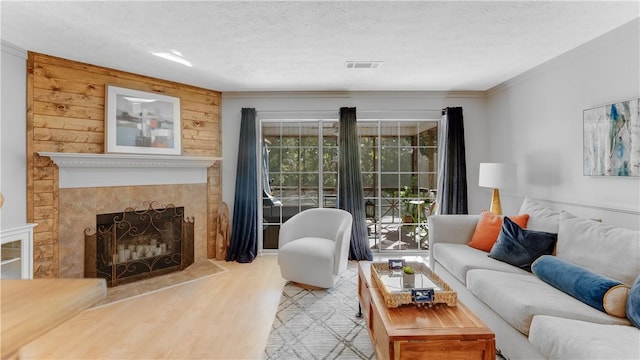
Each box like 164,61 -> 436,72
1,224 -> 35,279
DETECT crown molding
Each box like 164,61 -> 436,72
223,90 -> 486,100
0,40 -> 27,59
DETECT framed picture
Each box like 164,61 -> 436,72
105,85 -> 181,155
388,259 -> 405,269
583,98 -> 639,176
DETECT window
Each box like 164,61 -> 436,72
361,121 -> 438,251
261,119 -> 437,252
261,121 -> 332,249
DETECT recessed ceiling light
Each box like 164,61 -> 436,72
345,61 -> 383,69
152,51 -> 192,67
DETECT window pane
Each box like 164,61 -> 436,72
270,172 -> 282,187
323,173 -> 337,188
300,147 -> 319,171
280,148 -> 299,171
300,136 -> 318,146
400,136 -> 414,146
420,129 -> 437,147
282,173 -> 299,187
399,147 -> 413,172
380,136 -> 397,146
381,147 -> 399,172
281,136 -> 299,147
323,147 -> 338,172
362,172 -> 375,189
301,173 -> 319,188
381,173 -> 398,192
359,136 -> 375,146
268,147 -> 281,173
323,136 -> 338,146
361,145 -> 376,172
399,174 -> 415,190
265,135 -> 281,146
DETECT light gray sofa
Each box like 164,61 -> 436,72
428,197 -> 640,360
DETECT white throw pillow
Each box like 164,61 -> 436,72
518,196 -> 563,233
556,211 -> 640,287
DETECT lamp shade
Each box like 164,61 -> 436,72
478,163 -> 516,189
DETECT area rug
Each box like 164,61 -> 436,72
264,261 -> 375,359
94,259 -> 225,306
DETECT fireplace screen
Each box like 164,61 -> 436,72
85,203 -> 194,287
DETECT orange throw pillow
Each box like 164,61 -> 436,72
468,211 -> 530,252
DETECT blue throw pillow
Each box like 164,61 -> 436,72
533,255 -> 629,317
628,275 -> 640,328
488,216 -> 557,272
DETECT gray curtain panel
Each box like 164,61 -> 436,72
338,107 -> 373,261
436,107 -> 468,214
227,108 -> 258,263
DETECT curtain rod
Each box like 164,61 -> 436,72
256,109 -> 442,114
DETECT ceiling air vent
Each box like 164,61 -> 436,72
345,61 -> 383,69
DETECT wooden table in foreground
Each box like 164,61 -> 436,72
358,262 -> 495,360
1,279 -> 107,359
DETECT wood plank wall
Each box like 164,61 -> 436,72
26,52 -> 222,278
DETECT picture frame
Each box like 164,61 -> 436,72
388,259 -> 405,270
411,288 -> 435,304
105,85 -> 181,155
583,98 -> 639,177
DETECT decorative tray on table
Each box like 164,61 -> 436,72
371,260 -> 457,308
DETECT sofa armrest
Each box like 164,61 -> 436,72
428,215 -> 480,268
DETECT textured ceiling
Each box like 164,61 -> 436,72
1,1 -> 638,92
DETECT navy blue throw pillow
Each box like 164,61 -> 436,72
488,216 -> 557,272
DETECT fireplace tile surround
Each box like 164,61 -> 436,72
58,184 -> 207,278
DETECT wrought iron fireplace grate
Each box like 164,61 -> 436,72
85,202 -> 194,287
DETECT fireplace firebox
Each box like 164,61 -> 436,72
85,202 -> 194,287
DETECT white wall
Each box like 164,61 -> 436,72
0,41 -> 28,228
486,19 -> 640,229
221,91 -> 490,218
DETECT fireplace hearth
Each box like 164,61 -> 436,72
85,202 -> 194,287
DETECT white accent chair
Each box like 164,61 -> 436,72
277,208 -> 353,289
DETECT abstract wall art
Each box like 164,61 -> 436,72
583,98 -> 640,176
106,85 -> 181,155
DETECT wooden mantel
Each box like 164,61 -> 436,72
38,152 -> 222,188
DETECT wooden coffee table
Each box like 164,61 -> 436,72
358,261 -> 495,360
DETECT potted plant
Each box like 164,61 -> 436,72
403,265 -> 415,288
399,186 -> 416,223
400,186 -> 432,225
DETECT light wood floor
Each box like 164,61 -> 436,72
20,255 -> 286,360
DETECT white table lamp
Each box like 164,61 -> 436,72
478,163 -> 516,215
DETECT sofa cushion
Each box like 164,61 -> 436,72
556,211 -> 640,287
518,196 -> 563,233
433,243 -> 529,285
468,211 -> 529,252
466,269 -> 630,335
529,315 -> 640,360
488,216 -> 557,272
628,275 -> 640,328
532,255 -> 629,317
